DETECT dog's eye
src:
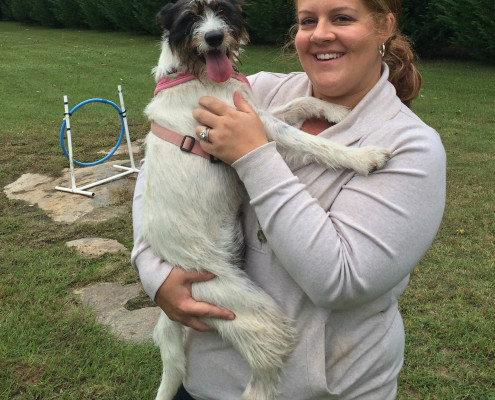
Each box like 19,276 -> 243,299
217,7 -> 226,16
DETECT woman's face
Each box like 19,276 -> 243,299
295,0 -> 394,108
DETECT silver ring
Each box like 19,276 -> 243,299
199,127 -> 210,142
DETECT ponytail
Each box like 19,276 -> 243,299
383,33 -> 422,108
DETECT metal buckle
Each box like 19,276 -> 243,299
209,155 -> 221,163
180,135 -> 195,153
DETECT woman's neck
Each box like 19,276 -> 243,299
301,118 -> 332,135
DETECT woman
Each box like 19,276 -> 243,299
131,0 -> 446,398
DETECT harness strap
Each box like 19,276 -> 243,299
154,70 -> 251,96
150,121 -> 219,163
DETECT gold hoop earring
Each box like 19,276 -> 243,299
379,43 -> 386,57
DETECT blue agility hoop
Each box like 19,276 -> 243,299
59,98 -> 125,167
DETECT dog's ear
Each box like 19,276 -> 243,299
156,2 -> 177,31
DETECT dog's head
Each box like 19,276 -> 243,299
156,0 -> 249,82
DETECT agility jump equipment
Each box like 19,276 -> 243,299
55,85 -> 139,197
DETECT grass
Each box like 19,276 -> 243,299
1,21 -> 494,399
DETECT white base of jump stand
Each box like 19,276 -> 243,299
55,165 -> 139,198
55,85 -> 139,197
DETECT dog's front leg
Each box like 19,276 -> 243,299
269,96 -> 350,126
260,111 -> 390,175
154,311 -> 186,400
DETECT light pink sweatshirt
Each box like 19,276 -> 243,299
131,65 -> 446,399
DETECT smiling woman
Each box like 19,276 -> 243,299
132,0 -> 446,399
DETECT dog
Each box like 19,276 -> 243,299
142,1 -> 390,399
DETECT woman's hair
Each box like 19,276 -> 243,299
367,0 -> 421,107
290,0 -> 421,107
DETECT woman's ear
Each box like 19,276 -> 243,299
382,12 -> 396,42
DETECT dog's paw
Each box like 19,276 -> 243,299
349,146 -> 392,175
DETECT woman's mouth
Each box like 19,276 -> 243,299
315,53 -> 344,61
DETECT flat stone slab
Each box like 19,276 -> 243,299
3,160 -> 139,223
74,282 -> 160,343
67,238 -> 127,257
98,139 -> 144,156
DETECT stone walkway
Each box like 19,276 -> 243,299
3,148 -> 160,344
75,283 -> 160,343
4,160 -> 138,223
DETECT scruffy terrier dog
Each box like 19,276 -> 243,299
142,1 -> 390,399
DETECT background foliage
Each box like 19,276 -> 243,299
0,0 -> 494,60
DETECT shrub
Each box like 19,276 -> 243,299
98,0 -> 144,33
401,0 -> 495,61
49,0 -> 87,28
75,0 -> 115,31
243,0 -> 295,44
440,0 -> 495,61
400,0 -> 454,58
29,0 -> 60,27
2,0 -> 32,23
132,0 -> 164,36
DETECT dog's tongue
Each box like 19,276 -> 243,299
205,51 -> 232,83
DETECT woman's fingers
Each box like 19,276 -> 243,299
154,268 -> 236,332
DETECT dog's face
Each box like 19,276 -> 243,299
157,0 -> 249,82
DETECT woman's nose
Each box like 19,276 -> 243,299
311,20 -> 336,43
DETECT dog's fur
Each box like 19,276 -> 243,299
143,1 -> 390,399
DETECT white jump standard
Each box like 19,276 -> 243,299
55,85 -> 139,197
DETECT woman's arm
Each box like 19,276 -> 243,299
193,86 -> 445,310
232,127 -> 446,310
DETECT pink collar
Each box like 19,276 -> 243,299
154,70 -> 250,96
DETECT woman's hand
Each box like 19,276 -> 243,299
193,91 -> 268,164
155,268 -> 236,332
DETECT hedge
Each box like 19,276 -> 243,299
243,0 -> 295,44
1,0 -> 494,61
439,0 -> 495,62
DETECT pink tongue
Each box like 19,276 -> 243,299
205,51 -> 232,82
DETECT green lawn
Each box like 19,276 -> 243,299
1,22 -> 494,399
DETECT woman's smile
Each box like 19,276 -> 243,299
314,52 -> 345,61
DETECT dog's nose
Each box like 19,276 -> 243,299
205,30 -> 224,48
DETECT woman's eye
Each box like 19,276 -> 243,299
334,14 -> 354,23
300,17 -> 316,26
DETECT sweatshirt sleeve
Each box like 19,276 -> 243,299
131,161 -> 173,300
232,123 -> 446,310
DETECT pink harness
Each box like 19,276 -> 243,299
151,70 -> 250,161
154,70 -> 250,96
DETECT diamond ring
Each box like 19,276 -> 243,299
199,127 -> 210,142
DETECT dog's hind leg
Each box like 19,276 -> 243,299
193,273 -> 298,400
154,311 -> 186,400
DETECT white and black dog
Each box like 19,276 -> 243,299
142,1 -> 390,399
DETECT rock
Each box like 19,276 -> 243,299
74,282 -> 160,343
98,138 -> 145,156
66,238 -> 127,257
3,160 -> 139,223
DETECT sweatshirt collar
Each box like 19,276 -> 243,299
312,63 -> 403,145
